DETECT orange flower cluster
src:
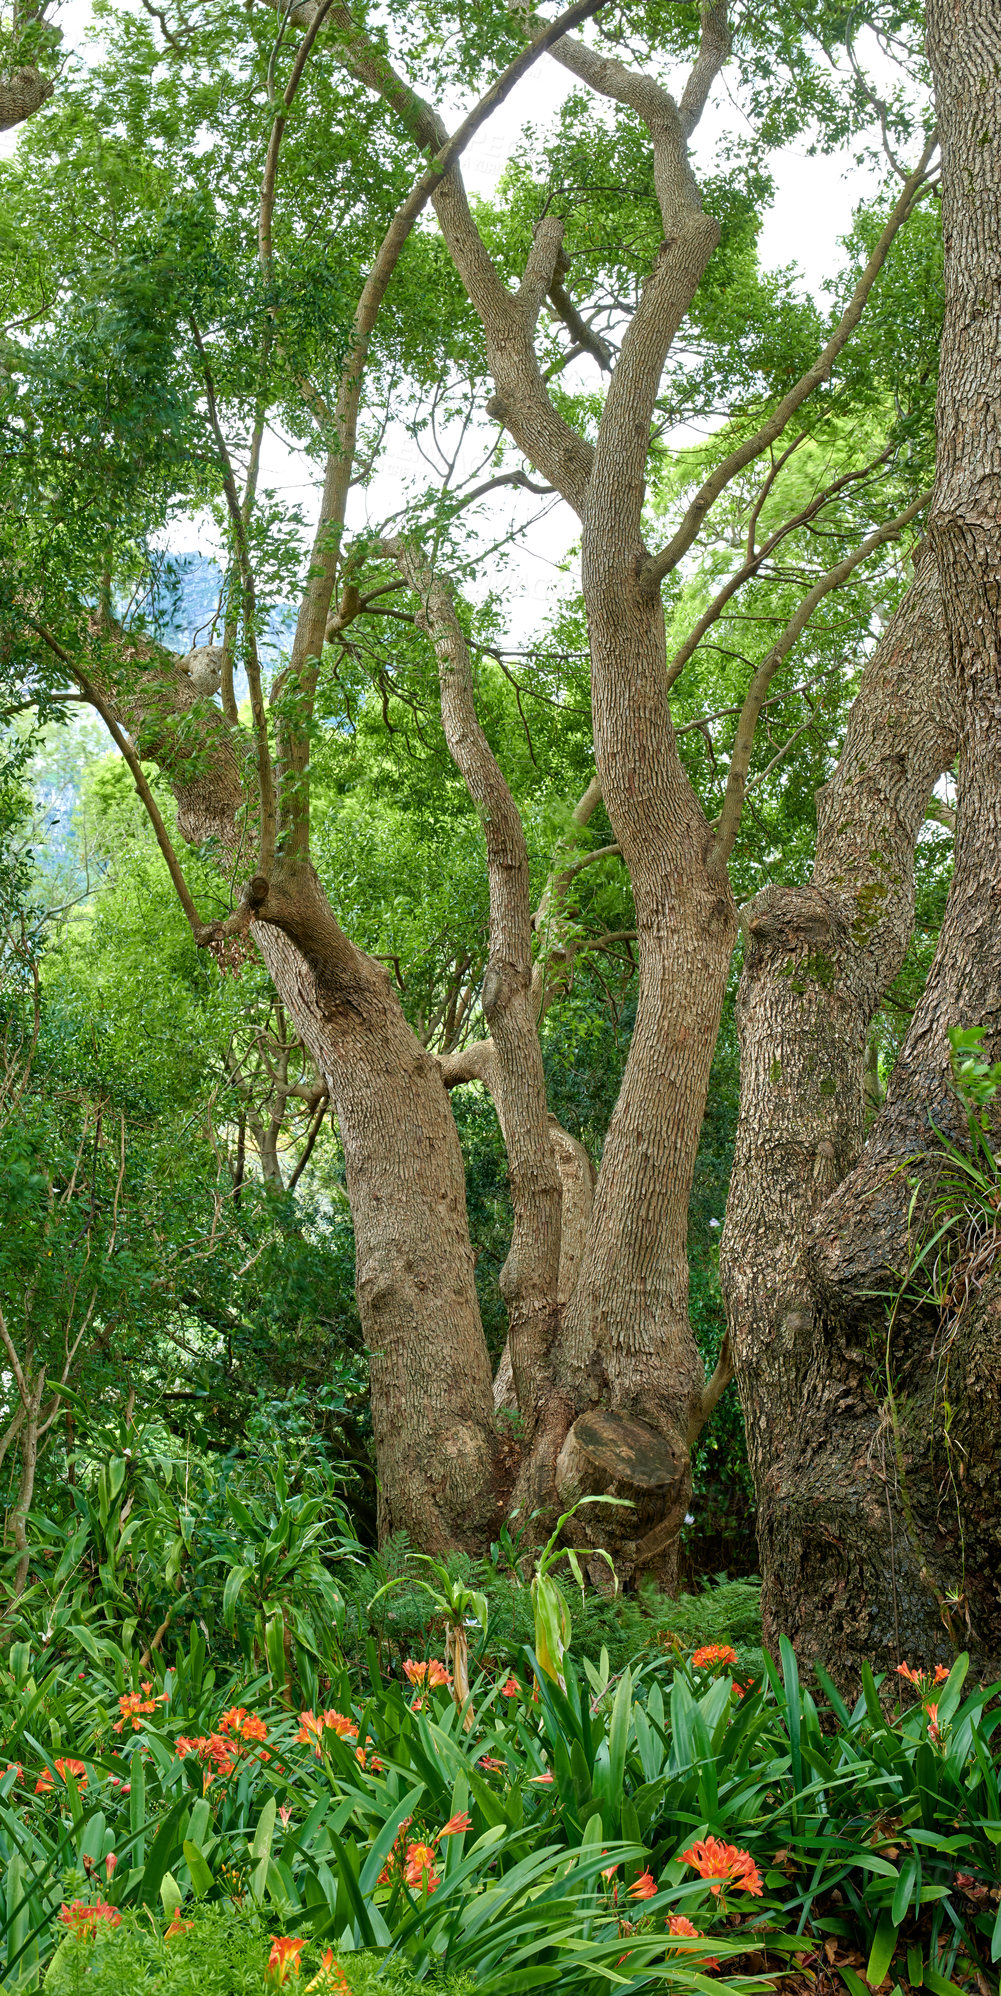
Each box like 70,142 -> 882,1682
666,1912 -> 719,1969
378,1810 -> 472,1895
691,1644 -> 739,1670
58,1899 -> 121,1939
896,1662 -> 949,1743
176,1709 -> 270,1786
113,1681 -> 166,1734
404,1842 -> 438,1892
264,1936 -> 355,1990
629,1870 -> 657,1900
219,1706 -> 270,1743
402,1659 -> 451,1688
402,1659 -> 452,1711
896,1662 -> 949,1692
268,1936 -> 306,1985
296,1709 -> 382,1772
36,1757 -> 87,1796
681,1836 -> 762,1899
296,1709 -> 357,1754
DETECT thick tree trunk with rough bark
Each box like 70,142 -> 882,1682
723,0 -> 1001,1679
254,868 -> 502,1551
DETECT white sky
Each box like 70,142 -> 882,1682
3,6 -> 894,643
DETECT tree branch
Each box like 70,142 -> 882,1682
643,133 -> 938,596
712,489 -> 930,868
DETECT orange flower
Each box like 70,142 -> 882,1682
438,1811 -> 472,1838
478,1755 -> 504,1772
58,1899 -> 121,1939
628,1869 -> 657,1900
268,1935 -> 306,1983
354,1741 -> 384,1773
691,1644 -> 739,1670
296,1710 -> 357,1758
895,1662 -> 923,1685
681,1836 -> 762,1898
926,1702 -> 942,1743
500,1676 -> 520,1698
307,1953 -> 353,1993
402,1659 -> 451,1689
530,1770 -> 554,1784
113,1685 -> 165,1734
36,1757 -> 88,1796
403,1841 -> 440,1892
666,1913 -> 719,1969
165,1915 -> 194,1940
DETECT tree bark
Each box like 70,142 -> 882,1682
724,0 -> 1001,1678
253,869 -> 502,1551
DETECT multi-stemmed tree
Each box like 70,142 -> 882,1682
4,0 -> 999,1674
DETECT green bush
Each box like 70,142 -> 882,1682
43,1908 -> 474,1994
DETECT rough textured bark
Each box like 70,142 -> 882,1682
253,871 -> 501,1552
724,0 -> 1001,1677
722,561 -> 964,1672
398,12 -> 740,1576
535,16 -> 738,1578
816,0 -> 1001,1303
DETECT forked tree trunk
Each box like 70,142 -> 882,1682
724,0 -> 1001,1679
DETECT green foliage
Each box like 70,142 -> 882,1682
0,1591 -> 996,1992
44,1910 -> 475,1994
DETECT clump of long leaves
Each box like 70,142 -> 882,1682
1,1610 -> 998,1993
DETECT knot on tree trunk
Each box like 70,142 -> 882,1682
554,1407 -> 688,1588
0,64 -> 53,131
744,882 -> 844,959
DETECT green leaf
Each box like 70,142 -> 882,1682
182,1838 -> 214,1898
866,1911 -> 899,1989
222,1563 -> 254,1632
159,1871 -> 182,1917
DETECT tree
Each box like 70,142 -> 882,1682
721,0 -> 1001,1674
5,0 -> 993,1668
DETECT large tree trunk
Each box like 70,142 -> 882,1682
254,865 -> 502,1551
724,0 -> 1001,1679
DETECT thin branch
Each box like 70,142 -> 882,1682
189,320 -> 277,881
712,488 -> 930,868
287,1091 -> 329,1191
665,440 -> 897,689
27,623 -> 211,942
643,132 -> 938,596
